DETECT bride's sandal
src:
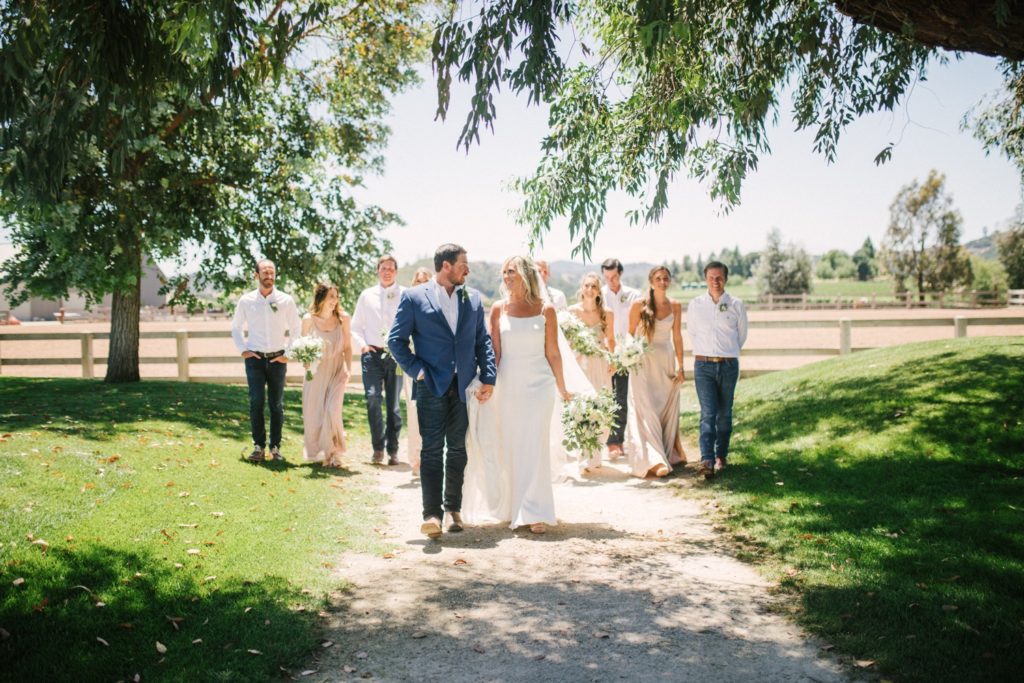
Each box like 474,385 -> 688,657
529,523 -> 547,534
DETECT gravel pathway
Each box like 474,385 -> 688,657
310,453 -> 851,682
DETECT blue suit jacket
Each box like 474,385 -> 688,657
388,283 -> 497,402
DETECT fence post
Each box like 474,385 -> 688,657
954,316 -> 968,339
767,293 -> 774,311
176,330 -> 189,381
81,333 -> 94,378
839,319 -> 852,355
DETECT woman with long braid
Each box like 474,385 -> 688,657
624,266 -> 686,478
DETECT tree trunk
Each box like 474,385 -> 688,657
105,250 -> 141,383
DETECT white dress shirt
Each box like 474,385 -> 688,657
546,285 -> 568,311
686,291 -> 748,358
433,277 -> 461,334
231,288 -> 302,354
602,283 -> 641,338
350,282 -> 405,350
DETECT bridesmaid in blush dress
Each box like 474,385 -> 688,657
301,283 -> 353,467
487,255 -> 572,534
567,272 -> 616,470
624,266 -> 686,478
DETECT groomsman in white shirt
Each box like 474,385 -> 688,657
350,254 -> 405,465
600,258 -> 641,456
686,261 -> 749,479
536,259 -> 568,310
231,259 -> 302,463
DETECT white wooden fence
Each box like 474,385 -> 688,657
1,316 -> 1021,382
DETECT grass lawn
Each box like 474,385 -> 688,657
0,380 -> 387,682
679,337 -> 1024,682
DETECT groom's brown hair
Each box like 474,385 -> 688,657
434,243 -> 466,272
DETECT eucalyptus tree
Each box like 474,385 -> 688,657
0,0 -> 428,381
431,1 -> 1024,258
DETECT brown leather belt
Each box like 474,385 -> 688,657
695,355 -> 731,363
254,350 -> 285,360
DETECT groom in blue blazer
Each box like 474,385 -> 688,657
388,244 -> 497,538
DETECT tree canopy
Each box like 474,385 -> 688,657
0,0 -> 428,381
431,0 -> 1024,257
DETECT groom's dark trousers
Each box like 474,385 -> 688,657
416,377 -> 468,521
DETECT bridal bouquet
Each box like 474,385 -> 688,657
561,389 -> 618,459
610,335 -> 649,375
287,335 -> 324,381
557,311 -> 607,359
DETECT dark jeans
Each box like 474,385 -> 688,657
361,350 -> 403,454
244,355 -> 287,449
607,372 -> 629,446
694,358 -> 740,465
416,377 -> 468,521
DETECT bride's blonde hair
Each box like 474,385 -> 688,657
499,255 -> 544,305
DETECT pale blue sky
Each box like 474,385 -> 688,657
360,53 -> 1022,266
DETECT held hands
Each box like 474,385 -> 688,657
673,369 -> 685,385
475,383 -> 494,403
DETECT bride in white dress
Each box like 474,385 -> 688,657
463,256 -> 571,534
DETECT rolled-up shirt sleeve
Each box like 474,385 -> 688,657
231,300 -> 248,354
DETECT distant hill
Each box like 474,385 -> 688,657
964,233 -> 1001,261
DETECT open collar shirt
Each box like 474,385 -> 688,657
350,282 -> 404,349
231,287 -> 302,354
685,291 -> 748,358
602,283 -> 641,338
432,277 -> 462,335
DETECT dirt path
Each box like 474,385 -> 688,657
310,452 -> 851,682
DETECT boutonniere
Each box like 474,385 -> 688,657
718,302 -> 728,312
269,301 -> 279,313
459,287 -> 470,303
386,290 -> 396,300
619,293 -> 628,304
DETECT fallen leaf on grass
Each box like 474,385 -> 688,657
471,644 -> 485,654
244,607 -> 252,613
186,548 -> 201,555
178,523 -> 198,528
342,666 -> 356,673
355,651 -> 368,659
453,558 -> 468,566
156,641 -> 167,654
96,637 -> 109,646
12,578 -> 25,587
593,630 -> 611,639
382,553 -> 395,559
0,628 -> 10,640
32,539 -> 49,552
411,632 -> 428,639
201,575 -> 216,583
192,639 -> 203,645
855,660 -> 875,668
248,649 -> 262,655
166,616 -> 184,630
534,654 -> 546,661
321,640 -> 334,648
211,511 -> 224,517
819,644 -> 834,651
95,601 -> 106,608
942,604 -> 958,611
300,670 -> 318,676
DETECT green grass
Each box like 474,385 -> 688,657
0,379 -> 387,682
679,337 -> 1024,682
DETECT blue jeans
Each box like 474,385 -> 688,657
361,350 -> 403,454
244,355 -> 287,449
415,377 -> 468,521
607,372 -> 629,446
694,359 -> 740,465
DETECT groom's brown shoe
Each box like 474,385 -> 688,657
420,517 -> 443,539
445,512 -> 464,533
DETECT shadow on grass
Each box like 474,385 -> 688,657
0,378 -> 370,445
0,543 -> 322,682
683,340 -> 1024,682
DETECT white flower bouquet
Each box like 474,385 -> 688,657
609,335 -> 649,375
557,311 -> 607,359
560,389 -> 618,459
287,335 -> 325,381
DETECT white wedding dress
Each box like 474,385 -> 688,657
465,313 -> 557,527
